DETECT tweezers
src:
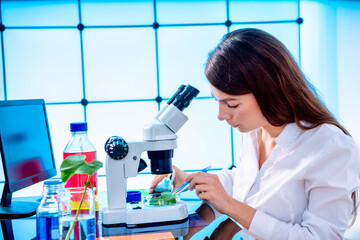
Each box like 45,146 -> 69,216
173,165 -> 211,195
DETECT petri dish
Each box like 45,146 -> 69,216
144,192 -> 179,207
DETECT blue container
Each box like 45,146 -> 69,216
36,180 -> 64,240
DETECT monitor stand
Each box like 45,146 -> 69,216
1,219 -> 15,239
0,184 -> 39,219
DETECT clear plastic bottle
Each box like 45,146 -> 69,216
63,122 -> 99,236
63,122 -> 97,193
36,179 -> 64,240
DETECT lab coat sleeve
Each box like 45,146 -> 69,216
205,168 -> 235,219
247,133 -> 360,240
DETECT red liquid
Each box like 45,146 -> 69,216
63,151 -> 97,194
63,151 -> 99,238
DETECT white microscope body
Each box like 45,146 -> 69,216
102,85 -> 199,227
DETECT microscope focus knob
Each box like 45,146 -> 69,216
104,136 -> 129,160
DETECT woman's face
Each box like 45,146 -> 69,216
211,85 -> 268,133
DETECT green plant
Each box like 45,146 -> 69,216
60,155 -> 103,240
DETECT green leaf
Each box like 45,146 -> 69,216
60,155 -> 103,183
149,192 -> 177,206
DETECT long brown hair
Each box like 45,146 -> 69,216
205,28 -> 357,225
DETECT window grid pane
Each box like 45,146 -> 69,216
158,26 -> 227,98
83,28 -> 157,101
81,0 -> 154,26
46,104 -> 85,176
157,0 -> 227,24
2,0 -> 79,27
229,0 -> 298,22
4,29 -> 83,102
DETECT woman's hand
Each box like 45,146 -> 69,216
186,172 -> 233,215
149,165 -> 189,194
149,174 -> 168,194
187,172 -> 257,231
204,218 -> 241,240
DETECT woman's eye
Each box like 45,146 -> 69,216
227,104 -> 238,109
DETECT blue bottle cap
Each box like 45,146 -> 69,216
44,179 -> 63,185
70,122 -> 88,132
126,190 -> 142,203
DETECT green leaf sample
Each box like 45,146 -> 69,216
149,192 -> 177,206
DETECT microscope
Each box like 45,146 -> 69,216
102,84 -> 199,227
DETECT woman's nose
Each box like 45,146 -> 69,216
218,106 -> 231,121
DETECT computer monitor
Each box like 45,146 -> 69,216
0,99 -> 56,219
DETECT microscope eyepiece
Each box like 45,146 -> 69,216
167,84 -> 185,105
172,84 -> 200,111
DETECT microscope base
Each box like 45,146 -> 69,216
102,201 -> 189,227
102,220 -> 189,237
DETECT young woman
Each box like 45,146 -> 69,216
150,28 -> 360,239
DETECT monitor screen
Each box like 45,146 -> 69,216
0,99 -> 56,219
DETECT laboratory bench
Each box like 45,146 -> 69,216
2,190 -> 360,240
0,190 -> 240,240
0,211 -> 207,240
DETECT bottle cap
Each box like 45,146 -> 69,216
44,179 -> 63,185
70,122 -> 88,132
126,190 -> 142,203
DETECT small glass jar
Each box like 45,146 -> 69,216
58,187 -> 95,240
36,179 -> 64,240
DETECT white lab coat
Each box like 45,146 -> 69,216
208,122 -> 360,240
